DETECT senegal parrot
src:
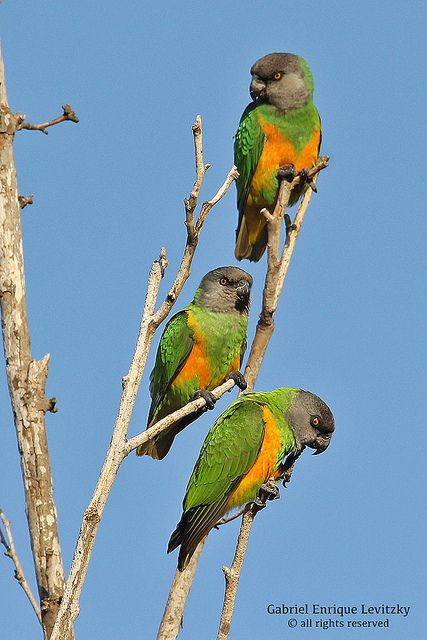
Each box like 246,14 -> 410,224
168,388 -> 334,569
234,52 -> 322,261
136,266 -> 252,460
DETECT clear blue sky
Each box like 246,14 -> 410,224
1,1 -> 426,638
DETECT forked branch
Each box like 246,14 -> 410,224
50,117 -> 237,640
16,104 -> 79,135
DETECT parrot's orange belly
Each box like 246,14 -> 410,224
171,311 -> 241,391
249,122 -> 320,206
173,342 -> 211,388
227,406 -> 282,508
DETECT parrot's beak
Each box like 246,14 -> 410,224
236,282 -> 250,311
250,76 -> 266,101
312,432 -> 333,455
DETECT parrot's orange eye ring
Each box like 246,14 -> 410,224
219,277 -> 229,286
311,416 -> 320,427
273,72 -> 282,80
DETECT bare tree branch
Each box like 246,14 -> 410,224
0,46 -> 74,640
125,378 -> 236,455
18,194 -> 34,209
244,158 -> 329,390
50,117 -> 237,640
157,158 -> 329,640
157,540 -> 206,640
0,509 -> 42,625
16,104 -> 79,135
216,158 -> 329,638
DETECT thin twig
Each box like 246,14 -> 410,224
125,378 -> 235,455
244,157 -> 329,391
0,510 -> 42,624
18,194 -> 34,209
50,117 -> 236,640
16,104 -> 79,135
154,118 -> 236,323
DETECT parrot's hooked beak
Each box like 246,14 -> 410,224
236,282 -> 250,311
250,76 -> 266,101
312,432 -> 333,455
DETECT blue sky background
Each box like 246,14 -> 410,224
1,1 -> 426,639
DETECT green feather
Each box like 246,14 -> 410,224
147,310 -> 195,426
234,102 -> 265,215
169,390 -> 300,567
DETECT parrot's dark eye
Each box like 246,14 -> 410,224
310,416 -> 320,428
273,72 -> 282,80
219,277 -> 229,286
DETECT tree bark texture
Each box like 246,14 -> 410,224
0,49 -> 68,639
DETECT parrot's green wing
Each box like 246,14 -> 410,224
147,310 -> 195,425
234,103 -> 265,221
168,398 -> 266,566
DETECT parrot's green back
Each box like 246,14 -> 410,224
169,389 -> 299,567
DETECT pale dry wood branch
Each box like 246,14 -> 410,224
50,118 -> 236,640
49,254 -> 167,640
153,116 -> 236,324
16,104 -> 79,135
125,378 -> 235,455
157,539 -> 206,640
217,157 -> 329,639
0,509 -> 42,624
244,157 -> 329,391
0,46 -> 73,640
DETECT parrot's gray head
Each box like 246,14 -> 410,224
287,390 -> 335,455
196,266 -> 253,314
250,53 -> 314,112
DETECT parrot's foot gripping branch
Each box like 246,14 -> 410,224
193,389 -> 217,410
277,164 -> 297,182
225,371 -> 248,391
252,482 -> 280,512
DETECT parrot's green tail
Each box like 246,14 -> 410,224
136,430 -> 175,459
235,214 -> 268,262
135,439 -> 161,458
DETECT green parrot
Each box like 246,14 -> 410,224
136,266 -> 252,460
168,388 -> 334,569
234,52 -> 322,261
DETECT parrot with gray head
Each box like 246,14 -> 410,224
168,388 -> 334,569
137,266 -> 253,459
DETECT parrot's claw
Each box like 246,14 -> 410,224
259,483 -> 280,501
284,213 -> 297,236
194,389 -> 216,410
308,179 -> 317,193
278,164 -> 296,182
226,371 -> 247,391
298,167 -> 317,193
298,167 -> 309,185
